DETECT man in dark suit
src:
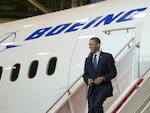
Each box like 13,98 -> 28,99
83,37 -> 117,113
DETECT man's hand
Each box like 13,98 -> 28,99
94,76 -> 105,84
88,78 -> 94,86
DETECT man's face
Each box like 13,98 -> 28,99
89,39 -> 100,53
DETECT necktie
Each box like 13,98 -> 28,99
93,54 -> 97,70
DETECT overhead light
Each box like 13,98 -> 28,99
0,42 -> 13,46
75,18 -> 89,23
133,13 -> 146,18
78,35 -> 95,39
23,24 -> 33,28
88,4 -> 97,8
36,52 -> 49,56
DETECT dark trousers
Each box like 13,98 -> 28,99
88,89 -> 106,113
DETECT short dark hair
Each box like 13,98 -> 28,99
90,37 -> 101,44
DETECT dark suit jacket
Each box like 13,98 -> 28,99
83,51 -> 117,98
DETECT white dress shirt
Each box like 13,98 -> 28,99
93,50 -> 101,64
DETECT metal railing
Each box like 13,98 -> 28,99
135,94 -> 150,113
46,28 -> 136,113
114,37 -> 134,59
116,68 -> 150,113
46,75 -> 83,113
103,27 -> 135,35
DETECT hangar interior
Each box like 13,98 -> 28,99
0,0 -> 100,23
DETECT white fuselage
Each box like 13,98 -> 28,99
0,0 -> 150,113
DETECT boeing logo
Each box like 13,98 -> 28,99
0,32 -> 21,52
0,7 -> 147,52
25,7 -> 147,41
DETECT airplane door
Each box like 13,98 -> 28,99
68,27 -> 137,113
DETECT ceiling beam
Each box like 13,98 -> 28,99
27,0 -> 50,14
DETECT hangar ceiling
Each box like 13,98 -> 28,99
0,0 -> 90,22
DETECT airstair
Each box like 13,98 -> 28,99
46,28 -> 150,113
46,68 -> 150,113
46,69 -> 150,113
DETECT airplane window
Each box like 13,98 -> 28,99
28,60 -> 39,79
0,66 -> 2,80
10,63 -> 20,81
47,57 -> 57,75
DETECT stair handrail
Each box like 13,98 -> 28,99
46,33 -> 135,113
